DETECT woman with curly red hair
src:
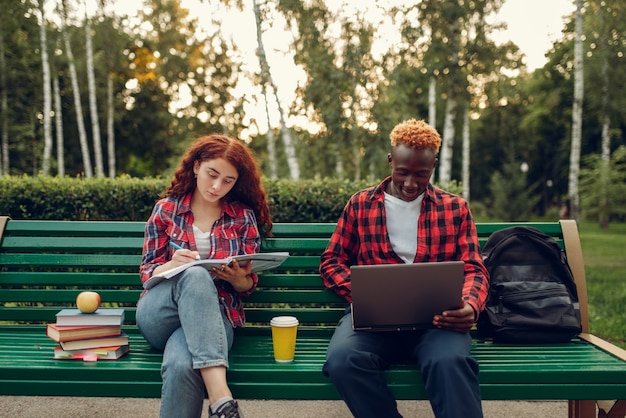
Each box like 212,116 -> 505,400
137,134 -> 272,418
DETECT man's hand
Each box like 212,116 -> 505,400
433,300 -> 476,333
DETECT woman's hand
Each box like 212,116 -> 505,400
433,301 -> 476,333
211,258 -> 254,292
170,248 -> 200,267
151,248 -> 200,277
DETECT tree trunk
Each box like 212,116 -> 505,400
84,9 -> 103,177
428,76 -> 437,183
438,18 -> 461,185
428,76 -> 437,128
568,0 -> 584,221
598,4 -> 610,229
40,0 -> 53,176
53,76 -> 65,176
439,96 -> 457,184
261,83 -> 277,179
60,0 -> 92,178
462,106 -> 470,201
253,0 -> 299,180
353,141 -> 361,181
98,0 -> 115,178
0,15 -> 7,175
106,73 -> 115,178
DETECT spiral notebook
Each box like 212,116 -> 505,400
350,261 -> 465,332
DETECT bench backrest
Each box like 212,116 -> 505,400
0,218 -> 588,332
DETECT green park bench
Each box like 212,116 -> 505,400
0,216 -> 625,418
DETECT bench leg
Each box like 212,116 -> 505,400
598,401 -> 626,418
569,400 -> 597,418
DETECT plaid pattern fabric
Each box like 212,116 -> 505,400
140,194 -> 260,327
320,177 -> 489,314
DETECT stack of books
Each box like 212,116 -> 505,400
46,308 -> 129,360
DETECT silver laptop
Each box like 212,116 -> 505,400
350,261 -> 465,332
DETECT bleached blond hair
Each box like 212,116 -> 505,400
389,119 -> 441,154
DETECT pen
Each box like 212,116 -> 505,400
169,241 -> 200,260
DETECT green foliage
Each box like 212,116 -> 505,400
1,0 -> 624,219
487,158 -> 540,221
265,178 -> 372,222
0,175 -> 165,221
0,176 -> 462,222
579,146 -> 626,223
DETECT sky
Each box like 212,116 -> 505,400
490,0 -> 574,69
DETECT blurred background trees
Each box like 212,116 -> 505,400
0,0 -> 624,224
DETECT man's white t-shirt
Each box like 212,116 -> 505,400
384,192 -> 424,264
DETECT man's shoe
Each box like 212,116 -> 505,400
209,399 -> 244,418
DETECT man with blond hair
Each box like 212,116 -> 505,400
320,119 -> 489,418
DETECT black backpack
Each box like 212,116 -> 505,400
477,226 -> 582,343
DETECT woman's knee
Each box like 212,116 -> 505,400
177,266 -> 218,293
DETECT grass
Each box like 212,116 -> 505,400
578,221 -> 626,348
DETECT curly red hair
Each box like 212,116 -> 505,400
165,134 -> 273,236
390,119 -> 441,154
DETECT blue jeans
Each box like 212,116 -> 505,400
323,312 -> 483,418
136,266 -> 234,418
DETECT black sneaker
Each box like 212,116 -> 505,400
209,400 -> 244,418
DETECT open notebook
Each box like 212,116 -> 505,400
350,261 -> 465,331
143,252 -> 289,290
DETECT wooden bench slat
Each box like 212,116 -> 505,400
1,236 -> 145,252
0,271 -> 141,286
0,253 -> 141,268
0,289 -> 342,305
269,223 -> 336,237
261,238 -> 330,253
0,289 -> 142,304
3,220 -> 146,236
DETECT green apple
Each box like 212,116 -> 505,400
76,291 -> 101,313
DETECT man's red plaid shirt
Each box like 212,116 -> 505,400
319,177 -> 489,316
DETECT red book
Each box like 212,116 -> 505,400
46,323 -> 122,342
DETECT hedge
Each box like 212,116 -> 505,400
0,175 -> 462,223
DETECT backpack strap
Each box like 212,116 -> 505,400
559,219 -> 589,333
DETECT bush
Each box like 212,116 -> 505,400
0,175 -> 166,221
0,175 -> 462,222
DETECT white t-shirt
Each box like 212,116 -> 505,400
193,224 -> 212,259
384,192 -> 424,263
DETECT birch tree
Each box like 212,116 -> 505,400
0,13 -> 7,175
261,86 -> 278,179
428,77 -> 437,129
53,76 -> 65,176
598,2 -> 610,228
98,0 -> 116,178
84,6 -> 103,177
585,0 -> 625,227
59,0 -> 93,177
438,14 -> 460,184
253,0 -> 299,180
401,0 -> 510,184
39,0 -> 53,176
568,0 -> 584,221
461,106 -> 470,201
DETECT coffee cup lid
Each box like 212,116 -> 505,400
270,316 -> 299,327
